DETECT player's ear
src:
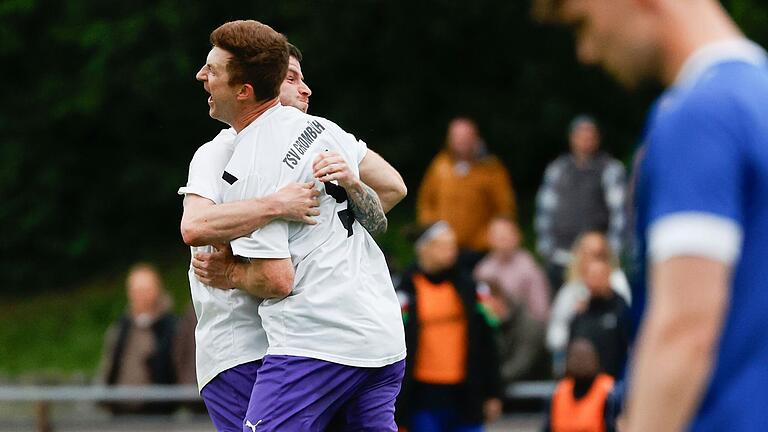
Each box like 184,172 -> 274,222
236,83 -> 255,101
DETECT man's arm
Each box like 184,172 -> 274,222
180,182 -> 320,246
358,150 -> 407,213
192,245 -> 294,299
625,256 -> 729,432
313,151 -> 389,235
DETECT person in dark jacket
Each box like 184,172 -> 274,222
96,263 -> 178,415
568,260 -> 630,378
396,221 -> 503,432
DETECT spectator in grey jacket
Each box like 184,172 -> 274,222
535,115 -> 627,292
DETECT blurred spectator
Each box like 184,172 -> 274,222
568,261 -> 630,378
417,117 -> 517,252
535,115 -> 627,290
474,217 -> 550,383
396,221 -> 502,431
96,263 -> 178,415
547,232 -> 630,375
542,338 -> 615,432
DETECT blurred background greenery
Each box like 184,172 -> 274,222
1,0 -> 766,377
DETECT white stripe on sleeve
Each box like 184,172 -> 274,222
648,212 -> 742,264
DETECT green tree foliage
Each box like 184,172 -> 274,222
0,0 -> 765,295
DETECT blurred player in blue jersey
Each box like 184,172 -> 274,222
533,0 -> 768,431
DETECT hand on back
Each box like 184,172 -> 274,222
275,182 -> 321,224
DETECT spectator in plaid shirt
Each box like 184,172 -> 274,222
535,115 -> 627,293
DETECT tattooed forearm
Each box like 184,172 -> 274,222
347,181 -> 388,235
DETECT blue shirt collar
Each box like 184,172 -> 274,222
674,38 -> 767,88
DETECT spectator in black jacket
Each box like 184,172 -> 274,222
569,260 -> 630,378
396,221 -> 503,431
96,263 -> 178,415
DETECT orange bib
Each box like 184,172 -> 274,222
551,374 -> 614,432
413,273 -> 468,384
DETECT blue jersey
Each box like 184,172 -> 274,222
634,40 -> 768,431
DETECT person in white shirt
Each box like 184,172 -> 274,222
182,25 -> 406,432
547,231 -> 630,375
193,20 -> 406,432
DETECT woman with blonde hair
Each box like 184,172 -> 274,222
546,232 -> 630,376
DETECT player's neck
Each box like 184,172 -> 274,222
232,98 -> 280,133
660,5 -> 744,86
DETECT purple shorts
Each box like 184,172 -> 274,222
242,355 -> 405,432
200,360 -> 262,432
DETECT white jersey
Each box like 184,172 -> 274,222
178,128 -> 268,390
223,104 -> 406,367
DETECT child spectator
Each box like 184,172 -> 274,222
543,338 -> 616,432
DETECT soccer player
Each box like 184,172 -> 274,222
195,20 -> 406,431
180,41 -> 406,432
534,0 -> 768,431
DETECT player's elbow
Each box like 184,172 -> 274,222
266,274 -> 293,298
263,263 -> 294,298
180,221 -> 206,247
392,180 -> 407,201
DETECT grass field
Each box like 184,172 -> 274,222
0,247 -> 193,379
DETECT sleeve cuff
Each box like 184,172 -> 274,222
177,186 -> 218,203
357,140 -> 369,164
231,239 -> 290,259
648,212 -> 742,264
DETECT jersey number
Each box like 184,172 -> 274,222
324,182 -> 355,237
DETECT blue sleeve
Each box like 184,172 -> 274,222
645,92 -> 745,228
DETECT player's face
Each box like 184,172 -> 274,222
560,0 -> 662,88
196,47 -> 240,124
280,56 -> 312,113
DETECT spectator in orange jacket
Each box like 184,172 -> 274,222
417,117 -> 516,252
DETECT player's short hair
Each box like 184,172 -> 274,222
210,20 -> 289,102
287,42 -> 303,62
